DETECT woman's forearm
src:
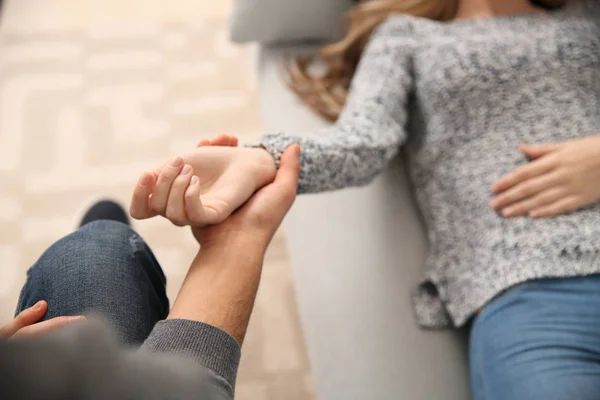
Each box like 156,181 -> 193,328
258,118 -> 403,194
256,23 -> 416,194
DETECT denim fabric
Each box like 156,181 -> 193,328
470,275 -> 600,400
16,221 -> 169,345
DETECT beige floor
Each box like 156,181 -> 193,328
0,1 -> 314,398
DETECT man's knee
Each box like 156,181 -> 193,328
29,220 -> 143,281
77,220 -> 139,248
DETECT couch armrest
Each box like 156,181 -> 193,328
230,0 -> 354,44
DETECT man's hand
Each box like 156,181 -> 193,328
0,301 -> 85,339
197,144 -> 301,249
166,145 -> 301,344
129,135 -> 276,226
195,134 -> 239,148
490,136 -> 600,218
132,134 -> 300,247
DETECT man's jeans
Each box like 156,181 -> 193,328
15,221 -> 169,345
16,220 -> 600,398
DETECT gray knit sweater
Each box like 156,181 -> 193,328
258,0 -> 600,328
1,319 -> 240,399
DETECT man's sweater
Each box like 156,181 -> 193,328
0,319 -> 240,400
257,0 -> 600,327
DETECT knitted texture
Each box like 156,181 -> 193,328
257,0 -> 600,327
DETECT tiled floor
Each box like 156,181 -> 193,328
0,1 -> 314,398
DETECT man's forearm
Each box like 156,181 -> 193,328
168,234 -> 267,345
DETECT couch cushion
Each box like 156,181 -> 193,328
230,0 -> 355,44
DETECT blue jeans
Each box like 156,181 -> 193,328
15,221 -> 169,345
470,275 -> 600,400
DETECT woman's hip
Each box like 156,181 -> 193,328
469,274 -> 600,400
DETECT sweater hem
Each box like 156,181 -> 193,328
414,250 -> 600,329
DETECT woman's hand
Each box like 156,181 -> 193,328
490,136 -> 600,218
0,300 -> 86,339
171,145 -> 300,248
130,135 -> 277,226
198,144 -> 301,249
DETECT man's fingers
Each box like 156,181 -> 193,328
149,157 -> 184,216
529,196 -> 581,219
210,135 -> 231,146
266,145 -> 301,208
198,135 -> 239,147
0,300 -> 47,339
210,134 -> 239,147
166,164 -> 194,226
12,316 -> 86,339
519,143 -> 561,159
237,145 -> 300,231
130,172 -> 158,220
274,145 -> 301,195
490,171 -> 562,210
491,155 -> 558,194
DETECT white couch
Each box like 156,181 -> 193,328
250,45 -> 471,399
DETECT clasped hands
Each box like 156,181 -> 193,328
6,134 -> 596,338
129,134 -> 299,250
2,135 -> 299,340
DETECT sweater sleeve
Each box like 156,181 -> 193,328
0,320 -> 235,400
256,17 -> 417,194
140,319 -> 241,398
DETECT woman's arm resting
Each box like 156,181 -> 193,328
254,20 -> 418,194
490,135 -> 600,218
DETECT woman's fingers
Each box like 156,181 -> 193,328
184,177 -> 221,225
529,196 -> 582,219
491,154 -> 558,194
501,187 -> 566,217
184,176 -> 203,224
184,176 -> 215,225
12,316 -> 86,339
130,172 -> 158,220
490,171 -> 563,210
519,143 -> 561,159
0,300 -> 48,339
166,164 -> 194,226
149,157 -> 184,216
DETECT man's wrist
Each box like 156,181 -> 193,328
170,229 -> 267,344
199,227 -> 271,257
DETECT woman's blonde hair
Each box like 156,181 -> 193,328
287,0 -> 568,122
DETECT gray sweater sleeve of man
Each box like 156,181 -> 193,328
0,319 -> 241,400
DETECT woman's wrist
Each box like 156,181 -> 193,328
247,147 -> 277,188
